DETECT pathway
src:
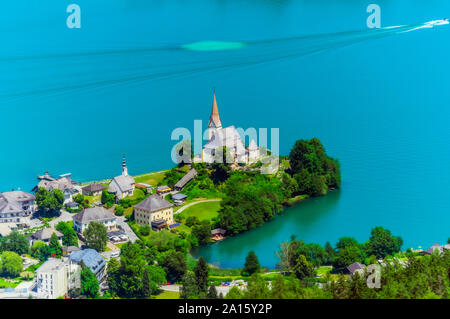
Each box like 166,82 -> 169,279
174,199 -> 222,215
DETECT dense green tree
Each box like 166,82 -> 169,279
288,138 -> 340,197
192,220 -> 211,245
35,187 -> 64,216
0,251 -> 23,277
0,231 -> 29,255
142,267 -> 151,298
218,171 -> 284,235
161,251 -> 187,283
242,251 -> 260,276
83,222 -> 108,252
55,221 -> 78,247
281,173 -> 299,198
162,167 -> 186,189
81,267 -> 99,298
225,286 -> 243,299
364,226 -> 403,259
106,257 -> 121,296
211,147 -> 232,185
333,245 -> 365,271
194,257 -> 209,295
145,265 -> 166,296
101,190 -> 115,208
180,271 -> 198,299
292,255 -> 314,280
296,242 -> 328,268
242,274 -> 271,299
324,241 -> 336,264
207,284 -> 218,299
31,241 -> 51,262
49,232 -> 62,257
115,205 -> 125,216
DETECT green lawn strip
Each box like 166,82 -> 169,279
153,290 -> 180,299
179,201 -> 221,221
134,171 -> 167,186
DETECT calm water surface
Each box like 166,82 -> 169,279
1,1 -> 449,268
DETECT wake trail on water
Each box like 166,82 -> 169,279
0,20 -> 447,103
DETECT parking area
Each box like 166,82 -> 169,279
107,229 -> 129,244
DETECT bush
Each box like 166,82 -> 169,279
115,205 -> 125,216
140,225 -> 151,237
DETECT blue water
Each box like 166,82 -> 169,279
1,1 -> 449,267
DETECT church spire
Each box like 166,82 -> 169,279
208,90 -> 222,129
122,153 -> 128,176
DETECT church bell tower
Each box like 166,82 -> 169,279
208,90 -> 222,140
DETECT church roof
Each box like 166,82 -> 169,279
208,93 -> 222,128
109,174 -> 135,193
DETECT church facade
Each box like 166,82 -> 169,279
202,93 -> 260,165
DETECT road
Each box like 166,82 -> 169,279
175,199 -> 222,215
116,216 -> 139,243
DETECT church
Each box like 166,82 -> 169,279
201,92 -> 260,165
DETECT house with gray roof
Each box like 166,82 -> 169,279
33,171 -> 79,203
82,183 -> 106,196
134,195 -> 174,230
0,190 -> 35,223
28,228 -> 63,245
174,168 -> 197,191
347,262 -> 366,276
69,248 -> 106,282
72,207 -> 117,233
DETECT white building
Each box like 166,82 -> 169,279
0,190 -> 36,223
35,258 -> 68,299
108,155 -> 135,200
201,92 -> 260,165
72,207 -> 117,234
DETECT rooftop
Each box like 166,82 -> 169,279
135,194 -> 173,213
174,169 -> 197,189
70,248 -> 106,275
36,258 -> 66,273
82,183 -> 106,193
73,207 -> 116,224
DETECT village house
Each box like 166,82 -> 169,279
202,92 -> 261,165
28,228 -> 63,246
69,248 -> 106,283
423,243 -> 450,255
347,262 -> 366,276
172,193 -> 188,206
72,207 -> 117,234
156,185 -> 171,195
81,183 -> 106,196
35,258 -> 68,299
174,168 -> 197,191
0,190 -> 35,223
108,155 -> 135,200
33,172 -> 79,204
134,194 -> 174,231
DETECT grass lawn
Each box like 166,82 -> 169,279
0,277 -> 22,288
178,200 -> 221,221
134,171 -> 167,186
153,290 -> 180,299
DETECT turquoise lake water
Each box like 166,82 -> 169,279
1,1 -> 449,268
